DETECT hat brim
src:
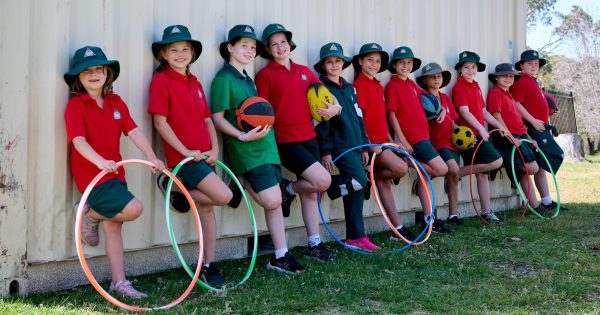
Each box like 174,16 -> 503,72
416,70 -> 451,90
388,57 -> 422,74
219,37 -> 265,61
152,37 -> 203,62
259,31 -> 296,59
515,58 -> 547,71
64,59 -> 120,85
351,51 -> 390,74
454,61 -> 486,72
488,72 -> 521,83
314,55 -> 352,75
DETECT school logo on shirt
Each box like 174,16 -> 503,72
171,26 -> 181,34
198,89 -> 203,99
301,74 -> 307,81
84,48 -> 95,58
113,109 -> 122,120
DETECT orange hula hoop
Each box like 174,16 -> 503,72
75,159 -> 203,311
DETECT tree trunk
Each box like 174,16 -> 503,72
555,133 -> 585,162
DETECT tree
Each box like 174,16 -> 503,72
527,0 -> 557,29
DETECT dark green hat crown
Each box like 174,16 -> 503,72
455,51 -> 486,72
515,50 -> 547,70
64,46 -> 120,85
388,46 -> 422,73
152,24 -> 203,62
416,62 -> 452,89
314,42 -> 351,74
259,23 -> 296,59
352,43 -> 389,74
219,24 -> 265,61
488,63 -> 520,83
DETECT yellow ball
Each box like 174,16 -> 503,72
452,126 -> 476,150
307,83 -> 334,122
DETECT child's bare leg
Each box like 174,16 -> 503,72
298,192 -> 320,236
476,173 -> 491,211
243,181 -> 287,251
446,160 -> 460,216
190,172 -> 233,206
197,204 -> 216,263
292,162 -> 331,193
103,220 -> 125,284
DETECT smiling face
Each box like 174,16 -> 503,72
266,32 -> 292,63
78,65 -> 107,95
520,60 -> 539,76
393,58 -> 413,79
495,74 -> 515,90
323,56 -> 345,79
358,52 -> 382,78
228,37 -> 257,67
161,41 -> 193,74
459,62 -> 478,82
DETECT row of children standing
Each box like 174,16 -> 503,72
64,22 -> 563,299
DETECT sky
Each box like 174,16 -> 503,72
527,0 -> 600,56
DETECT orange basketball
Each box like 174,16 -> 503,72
235,96 -> 275,132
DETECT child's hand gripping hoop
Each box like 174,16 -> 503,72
317,143 -> 436,255
75,159 -> 203,311
165,156 -> 258,293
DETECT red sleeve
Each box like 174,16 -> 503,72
255,70 -> 271,102
112,95 -> 137,135
148,75 -> 169,116
308,70 -> 321,85
486,89 -> 502,114
354,82 -> 366,110
510,80 -> 526,103
441,94 -> 458,120
385,83 -> 399,112
452,84 -> 469,110
64,97 -> 85,144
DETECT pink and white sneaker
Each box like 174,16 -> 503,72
345,236 -> 380,252
110,280 -> 147,299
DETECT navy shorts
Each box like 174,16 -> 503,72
411,139 -> 440,163
243,164 -> 282,193
87,179 -> 135,218
177,160 -> 215,189
438,147 -> 460,164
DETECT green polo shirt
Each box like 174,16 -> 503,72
210,63 -> 280,174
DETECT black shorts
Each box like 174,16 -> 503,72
495,134 -> 536,180
243,164 -> 282,193
459,136 -> 502,166
277,138 -> 320,178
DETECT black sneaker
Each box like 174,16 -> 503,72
446,216 -> 462,225
280,179 -> 296,217
201,262 -> 224,287
431,220 -> 451,233
364,174 -> 371,200
304,242 -> 334,262
544,201 -> 567,211
227,178 -> 242,208
390,226 -> 415,241
267,252 -> 305,274
157,173 -> 190,213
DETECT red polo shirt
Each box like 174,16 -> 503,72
452,76 -> 485,135
509,73 -> 549,124
65,93 -> 137,192
385,76 -> 429,145
148,67 -> 212,167
487,85 -> 528,135
428,92 -> 457,150
255,60 -> 321,143
354,73 -> 389,144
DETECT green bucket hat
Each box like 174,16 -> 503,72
388,46 -> 422,74
352,43 -> 389,74
416,62 -> 452,90
488,63 -> 521,83
219,24 -> 265,61
259,23 -> 297,59
313,42 -> 352,74
454,51 -> 486,72
64,46 -> 120,85
152,25 -> 203,63
515,50 -> 547,71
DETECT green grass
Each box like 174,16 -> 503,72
2,157 -> 600,314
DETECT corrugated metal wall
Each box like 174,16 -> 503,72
0,0 -> 526,295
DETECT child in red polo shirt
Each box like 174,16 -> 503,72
511,50 -> 564,210
64,46 -> 165,299
352,43 -> 412,240
487,63 -> 546,214
256,23 -> 338,257
452,51 -> 507,223
148,25 -> 233,286
416,62 -> 463,225
385,46 -> 450,233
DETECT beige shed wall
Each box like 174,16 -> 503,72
0,0 -> 527,296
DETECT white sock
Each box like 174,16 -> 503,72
275,248 -> 288,259
203,263 -> 210,268
395,225 -> 404,230
286,182 -> 296,195
308,235 -> 321,247
541,196 -> 552,205
448,214 -> 458,219
424,216 -> 432,223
